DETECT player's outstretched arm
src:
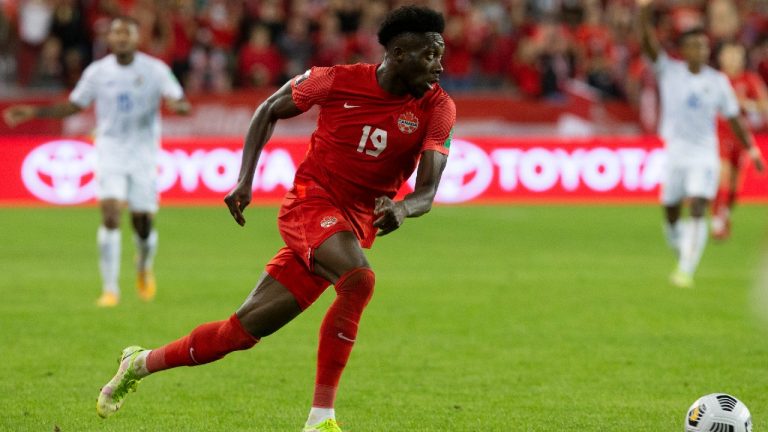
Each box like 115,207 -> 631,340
3,102 -> 81,128
728,116 -> 765,173
637,0 -> 660,62
224,81 -> 303,226
373,150 -> 448,236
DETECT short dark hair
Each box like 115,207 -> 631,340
377,5 -> 445,48
677,27 -> 707,46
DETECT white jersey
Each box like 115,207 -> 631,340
69,52 -> 184,172
654,52 -> 739,166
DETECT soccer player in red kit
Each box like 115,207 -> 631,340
713,41 -> 768,239
96,6 -> 455,431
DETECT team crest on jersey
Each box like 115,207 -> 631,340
320,216 -> 338,228
397,111 -> 419,134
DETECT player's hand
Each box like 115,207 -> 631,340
636,0 -> 653,6
748,146 -> 765,173
3,105 -> 36,128
224,181 -> 252,226
166,98 -> 191,115
373,196 -> 408,236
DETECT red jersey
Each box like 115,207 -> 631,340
290,63 -> 456,211
717,71 -> 768,153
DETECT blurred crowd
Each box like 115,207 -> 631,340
3,0 -> 768,102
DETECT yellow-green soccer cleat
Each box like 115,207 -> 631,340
303,418 -> 342,432
670,268 -> 694,289
96,346 -> 147,418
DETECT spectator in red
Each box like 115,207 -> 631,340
169,0 -> 197,86
238,24 -> 283,88
50,0 -> 92,88
137,0 -> 174,65
533,20 -> 575,100
752,37 -> 768,86
187,0 -> 242,92
477,20 -> 515,89
311,14 -> 345,67
508,36 -> 542,98
441,14 -> 475,91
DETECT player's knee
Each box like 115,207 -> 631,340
131,214 -> 153,239
690,199 -> 709,218
336,267 -> 375,307
102,216 -> 120,230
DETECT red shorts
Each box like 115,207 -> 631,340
264,179 -> 375,309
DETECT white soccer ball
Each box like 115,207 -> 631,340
685,393 -> 752,432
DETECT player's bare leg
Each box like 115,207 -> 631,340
671,197 -> 710,288
97,199 -> 122,307
712,160 -> 734,240
303,231 -> 374,431
96,272 -> 302,418
236,272 -> 304,337
131,212 -> 157,301
663,203 -> 683,256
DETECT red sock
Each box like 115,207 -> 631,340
313,268 -> 375,408
146,314 -> 258,372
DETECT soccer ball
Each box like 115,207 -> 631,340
685,393 -> 752,432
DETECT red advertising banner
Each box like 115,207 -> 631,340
2,136 -> 768,206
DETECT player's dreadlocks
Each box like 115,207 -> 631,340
377,5 -> 445,48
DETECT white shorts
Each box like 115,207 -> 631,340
660,162 -> 719,205
96,167 -> 158,213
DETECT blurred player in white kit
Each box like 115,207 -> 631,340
4,16 -> 190,306
636,0 -> 764,287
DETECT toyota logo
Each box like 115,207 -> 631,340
408,139 -> 493,203
21,140 -> 96,204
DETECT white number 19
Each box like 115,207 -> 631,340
357,125 -> 387,157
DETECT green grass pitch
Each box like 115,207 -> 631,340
2,205 -> 768,431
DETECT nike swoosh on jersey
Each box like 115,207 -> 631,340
343,102 -> 361,108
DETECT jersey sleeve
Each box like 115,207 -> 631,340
69,63 -> 98,108
718,73 -> 740,118
159,62 -> 184,100
290,67 -> 335,111
422,94 -> 456,155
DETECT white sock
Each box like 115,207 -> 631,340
132,350 -> 151,378
307,407 -> 335,425
97,226 -> 121,294
678,217 -> 708,275
663,220 -> 681,254
134,229 -> 158,272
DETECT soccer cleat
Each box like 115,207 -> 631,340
670,268 -> 694,289
137,270 -> 156,302
96,346 -> 147,418
96,292 -> 119,307
303,418 -> 342,432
